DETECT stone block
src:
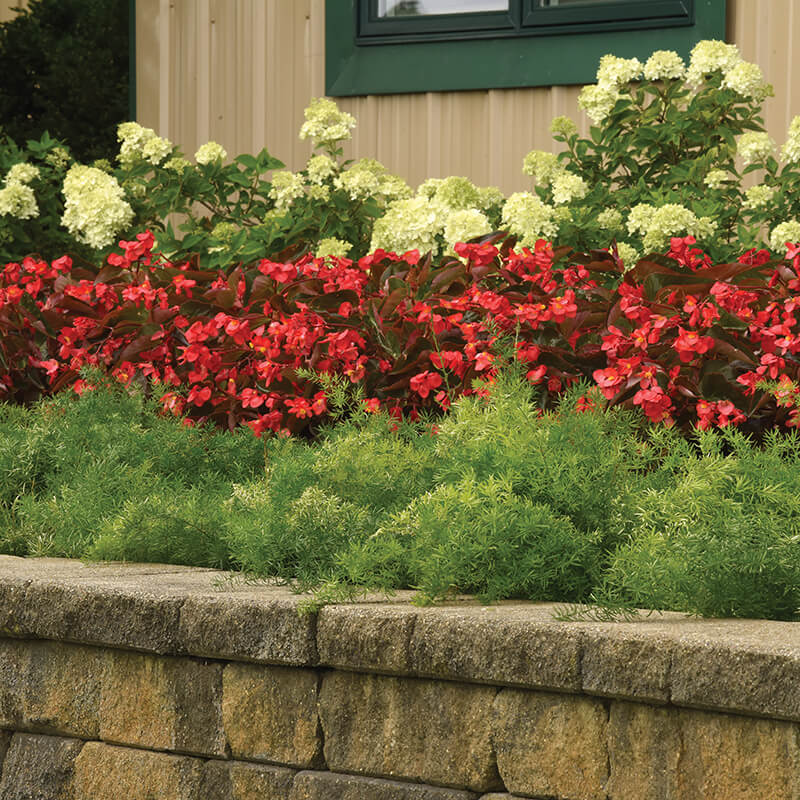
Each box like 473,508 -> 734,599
0,733 -> 83,800
100,650 -> 225,756
290,770 -> 481,800
319,671 -> 501,792
71,741 -> 205,800
318,603 -> 583,691
179,591 -> 317,666
580,630 -> 672,703
0,640 -> 103,738
607,701 -> 682,800
674,707 -> 800,799
222,663 -> 322,767
202,760 -> 296,800
0,729 -> 11,767
492,689 -> 608,800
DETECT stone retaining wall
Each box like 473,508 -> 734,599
1,556 -> 799,799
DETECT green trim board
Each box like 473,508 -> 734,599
326,0 -> 726,96
128,0 -> 136,120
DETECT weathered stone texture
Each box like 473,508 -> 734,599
222,663 -> 323,767
675,708 -> 800,800
0,733 -> 83,800
100,650 -> 225,756
492,689 -> 608,800
180,593 -> 318,666
0,641 -> 103,738
289,770 -> 481,800
607,701 -> 683,800
202,760 -> 296,800
71,742 -> 205,800
319,671 -> 502,792
0,729 -> 11,766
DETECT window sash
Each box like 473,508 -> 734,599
357,0 -> 693,43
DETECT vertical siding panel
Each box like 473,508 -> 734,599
137,0 -> 800,196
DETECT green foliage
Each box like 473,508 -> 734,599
2,365 -> 800,621
0,0 -> 128,163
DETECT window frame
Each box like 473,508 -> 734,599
326,0 -> 726,96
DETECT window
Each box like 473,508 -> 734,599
357,0 -> 695,44
326,0 -> 726,96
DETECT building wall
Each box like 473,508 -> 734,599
0,0 -> 28,23
135,0 -> 800,196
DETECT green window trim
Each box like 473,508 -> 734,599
326,0 -> 726,96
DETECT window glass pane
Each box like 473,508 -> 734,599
534,0 -> 616,5
377,0 -> 509,16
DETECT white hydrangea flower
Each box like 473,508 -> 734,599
522,150 -> 561,185
378,173 -> 413,202
164,157 -> 191,173
596,208 -> 623,231
643,50 -> 686,81
615,242 -> 640,268
315,237 -> 352,259
195,141 -> 227,166
551,172 -> 587,205
686,39 -> 741,85
141,135 -> 173,166
721,61 -> 771,100
299,97 -> 356,149
308,184 -> 331,202
737,131 -> 775,166
335,162 -> 382,201
703,169 -> 730,190
269,171 -> 305,210
45,147 -> 70,170
0,181 -> 38,219
501,192 -> 559,247
578,84 -> 621,124
117,122 -> 152,166
742,184 -> 776,210
769,220 -> 800,252
430,176 -> 482,211
61,165 -> 134,249
4,162 -> 40,185
596,55 -> 643,89
781,116 -> 800,164
628,203 -> 713,252
477,185 -> 505,214
626,204 -> 657,237
443,208 -> 492,255
417,178 -> 443,199
550,115 -> 578,139
370,196 -> 442,255
306,154 -> 337,184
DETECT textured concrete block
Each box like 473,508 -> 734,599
179,591 -> 317,666
319,671 -> 501,792
222,663 -> 322,767
675,707 -> 800,800
0,641 -> 103,738
101,650 -> 225,756
290,770 -> 481,800
492,689 -> 608,800
581,630 -> 672,703
71,742 -> 205,800
318,604 -> 583,691
607,701 -> 682,800
203,760 -> 296,800
670,635 -> 800,720
0,733 -> 83,800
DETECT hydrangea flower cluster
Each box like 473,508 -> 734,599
742,184 -> 776,210
642,50 -> 686,81
0,162 -> 40,220
737,131 -> 775,166
60,165 -> 134,249
501,193 -> 559,246
781,116 -> 800,163
117,122 -> 173,167
551,172 -> 587,205
268,171 -> 305,211
194,141 -> 227,166
769,221 -> 800,252
299,97 -> 356,150
627,203 -> 716,253
315,237 -> 352,259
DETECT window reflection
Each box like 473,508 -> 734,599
377,0 -> 509,16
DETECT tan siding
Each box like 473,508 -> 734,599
0,1 -> 27,23
136,0 -> 800,196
